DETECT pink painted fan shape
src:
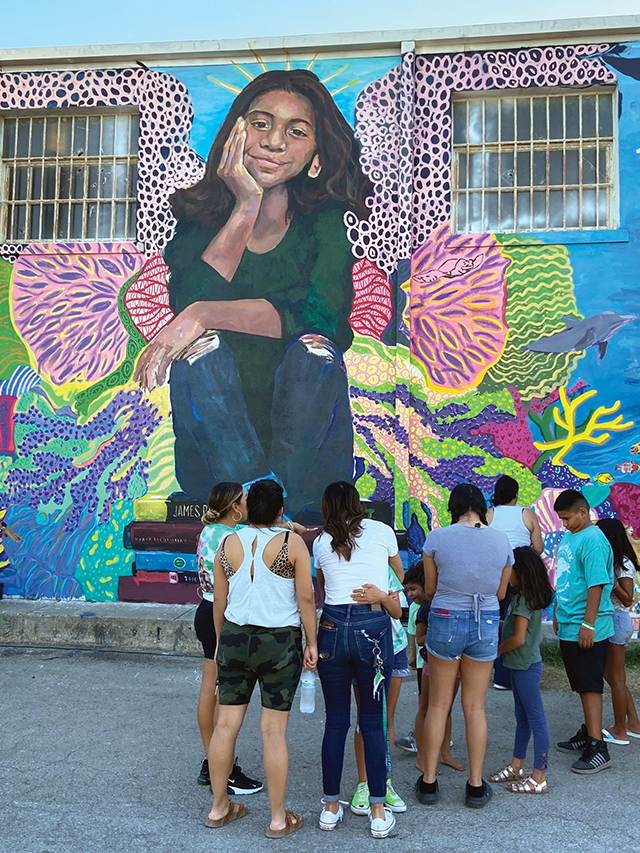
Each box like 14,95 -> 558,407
123,255 -> 175,342
349,259 -> 393,341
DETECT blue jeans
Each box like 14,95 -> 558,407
317,604 -> 393,803
510,661 -> 549,770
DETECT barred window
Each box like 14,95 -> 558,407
452,89 -> 617,233
0,111 -> 139,243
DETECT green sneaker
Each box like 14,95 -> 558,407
385,779 -> 407,813
350,782 -> 370,815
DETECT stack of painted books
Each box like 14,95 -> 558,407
119,493 -> 206,604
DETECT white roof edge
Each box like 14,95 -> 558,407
0,15 -> 639,69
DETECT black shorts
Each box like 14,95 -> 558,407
194,599 -> 216,660
559,638 -> 609,694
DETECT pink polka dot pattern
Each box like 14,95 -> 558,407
350,64 -> 404,276
413,44 -> 615,246
0,69 -> 203,259
351,44 -> 615,263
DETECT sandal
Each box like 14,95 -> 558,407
265,810 -> 303,838
507,776 -> 548,794
488,764 -> 524,783
205,801 -> 248,828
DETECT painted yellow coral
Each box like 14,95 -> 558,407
534,387 -> 634,478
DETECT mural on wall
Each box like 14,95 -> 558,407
1,41 -> 640,600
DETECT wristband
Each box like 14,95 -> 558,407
581,621 -> 595,631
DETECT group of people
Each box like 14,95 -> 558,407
191,474 -> 640,839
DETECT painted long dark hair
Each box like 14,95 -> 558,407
596,518 -> 639,573
512,546 -> 554,612
171,69 -> 373,228
321,481 -> 366,561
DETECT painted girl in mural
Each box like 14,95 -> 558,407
135,69 -> 372,520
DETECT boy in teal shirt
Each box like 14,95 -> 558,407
553,489 -> 614,775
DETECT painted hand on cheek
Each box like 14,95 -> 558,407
217,117 -> 264,206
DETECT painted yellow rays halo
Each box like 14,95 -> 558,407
207,40 -> 360,96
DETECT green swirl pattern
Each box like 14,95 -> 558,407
481,235 -> 583,400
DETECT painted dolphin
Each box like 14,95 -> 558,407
527,312 -> 637,362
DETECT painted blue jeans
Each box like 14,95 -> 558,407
317,604 -> 393,803
510,661 -> 549,771
169,334 -> 353,519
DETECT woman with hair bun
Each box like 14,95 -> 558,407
417,483 -> 513,810
194,482 -> 262,795
207,479 -> 317,837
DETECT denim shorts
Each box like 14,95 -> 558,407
426,609 -> 500,662
392,647 -> 410,678
611,610 -> 634,646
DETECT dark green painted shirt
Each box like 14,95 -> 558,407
164,203 -> 354,451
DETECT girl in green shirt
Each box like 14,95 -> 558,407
489,546 -> 554,794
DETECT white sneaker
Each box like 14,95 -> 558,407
319,804 -> 344,831
370,807 -> 396,838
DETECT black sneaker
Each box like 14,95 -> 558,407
465,780 -> 493,809
557,723 -> 589,754
227,759 -> 263,795
571,738 -> 611,774
197,758 -> 210,786
414,775 -> 439,805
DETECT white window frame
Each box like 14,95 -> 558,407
451,86 -> 618,234
0,107 -> 139,243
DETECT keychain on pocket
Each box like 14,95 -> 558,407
360,629 -> 392,774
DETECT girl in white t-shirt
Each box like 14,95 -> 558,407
596,519 -> 640,744
315,482 -> 404,839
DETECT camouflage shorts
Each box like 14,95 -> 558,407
217,621 -> 303,711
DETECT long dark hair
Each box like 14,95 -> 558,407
202,481 -> 244,524
596,518 -> 639,572
512,546 -> 554,611
448,483 -> 489,526
171,69 -> 373,228
321,481 -> 366,561
492,474 -> 519,506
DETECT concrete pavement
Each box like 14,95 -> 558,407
1,644 -> 639,853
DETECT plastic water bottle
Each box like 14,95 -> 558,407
299,670 -> 316,713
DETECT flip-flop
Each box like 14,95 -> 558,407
602,729 -> 630,745
627,730 -> 640,739
265,810 -> 303,839
204,801 -> 248,828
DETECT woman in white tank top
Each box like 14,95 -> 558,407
206,479 -> 317,838
487,475 -> 543,554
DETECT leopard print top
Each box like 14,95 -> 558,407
221,531 -> 294,579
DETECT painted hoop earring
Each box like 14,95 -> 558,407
231,509 -> 243,523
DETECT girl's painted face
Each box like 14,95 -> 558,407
243,90 -> 318,188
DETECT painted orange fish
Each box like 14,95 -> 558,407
616,461 -> 640,474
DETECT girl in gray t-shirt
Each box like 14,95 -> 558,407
418,483 -> 513,810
